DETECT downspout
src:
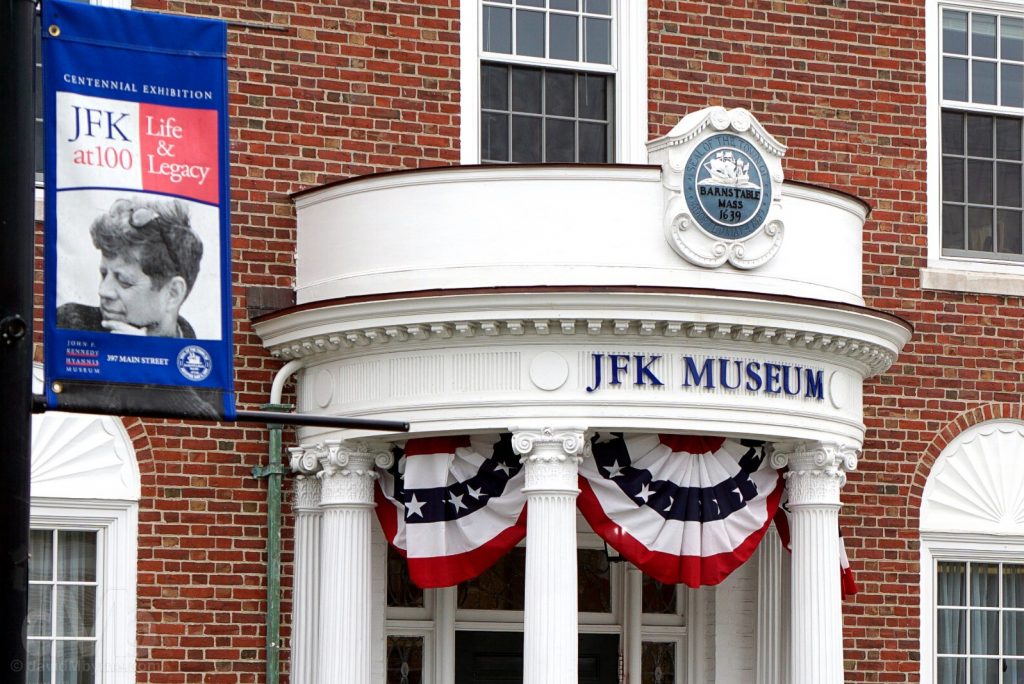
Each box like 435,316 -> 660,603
252,358 -> 303,684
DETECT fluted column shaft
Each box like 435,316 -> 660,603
771,441 -> 858,684
755,523 -> 785,684
314,440 -> 392,684
288,446 -> 322,684
512,428 -> 589,684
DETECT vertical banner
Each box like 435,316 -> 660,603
42,0 -> 235,420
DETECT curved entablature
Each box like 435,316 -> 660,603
253,290 -> 910,446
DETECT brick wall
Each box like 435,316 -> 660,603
33,1 -> 1024,681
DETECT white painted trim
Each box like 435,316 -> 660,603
458,0 -> 648,164
924,0 -> 1024,282
31,499 -> 137,684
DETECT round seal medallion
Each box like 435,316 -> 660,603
176,345 -> 213,382
683,133 -> 772,241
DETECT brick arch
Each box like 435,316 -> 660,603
120,417 -> 156,490
907,403 -> 1024,518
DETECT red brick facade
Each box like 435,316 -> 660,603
32,2 -> 1024,682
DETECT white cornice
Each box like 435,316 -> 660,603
253,291 -> 910,378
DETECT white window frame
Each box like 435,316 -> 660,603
30,498 -> 137,684
460,0 -> 649,165
924,0 -> 1024,296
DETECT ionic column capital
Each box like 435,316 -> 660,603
310,439 -> 394,507
511,428 -> 590,493
770,440 -> 859,508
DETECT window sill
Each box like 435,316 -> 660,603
920,266 -> 1024,297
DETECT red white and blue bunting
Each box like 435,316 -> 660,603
375,434 -> 527,589
577,433 -> 783,588
375,432 -> 856,596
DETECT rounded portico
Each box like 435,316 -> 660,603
253,108 -> 911,684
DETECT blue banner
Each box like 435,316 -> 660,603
43,0 -> 235,420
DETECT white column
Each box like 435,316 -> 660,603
287,445 -> 323,684
315,439 -> 393,684
770,441 -> 858,684
512,428 -> 589,684
755,523 -> 785,684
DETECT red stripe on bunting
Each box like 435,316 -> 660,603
577,472 -> 784,587
657,434 -> 725,454
404,435 -> 472,456
406,510 -> 527,588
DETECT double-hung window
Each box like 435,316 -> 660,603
940,5 -> 1024,261
462,0 -> 647,165
479,0 -> 614,163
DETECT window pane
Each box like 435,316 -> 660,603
511,115 -> 543,162
578,549 -> 612,613
1002,64 -> 1024,108
970,610 -> 999,655
27,640 -> 51,684
997,118 -> 1022,161
943,204 -> 966,250
968,207 -> 995,251
546,118 -> 576,162
386,545 -> 424,608
938,609 -> 967,654
584,17 -> 611,64
386,636 -> 424,684
483,6 -> 513,54
585,0 -> 612,15
30,530 -> 53,582
1006,565 -> 1024,607
511,67 -> 543,114
943,111 -> 965,155
967,115 -> 994,157
944,58 -> 968,101
482,112 -> 510,162
482,64 -> 509,110
967,159 -> 993,204
998,209 -> 1024,254
1006,660 -> 1024,684
55,640 -> 95,684
28,585 -> 52,637
1004,16 -> 1024,61
641,641 -> 675,684
57,585 -> 96,637
973,60 -> 997,105
972,563 -> 1001,607
997,163 -> 1021,206
642,574 -> 679,615
1005,611 -> 1024,655
457,547 -> 526,610
546,71 -> 576,117
550,13 -> 578,61
551,0 -> 578,10
519,0 -> 544,6
943,157 -> 965,202
970,658 -> 999,684
944,10 -> 969,54
939,562 -> 968,606
516,9 -> 545,58
578,121 -> 608,163
57,531 -> 97,582
579,74 -> 608,120
973,13 -> 997,58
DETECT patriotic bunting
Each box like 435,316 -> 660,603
375,434 -> 527,589
577,433 -> 783,588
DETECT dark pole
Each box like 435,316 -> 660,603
0,1 -> 36,682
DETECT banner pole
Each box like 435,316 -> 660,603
0,1 -> 38,682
